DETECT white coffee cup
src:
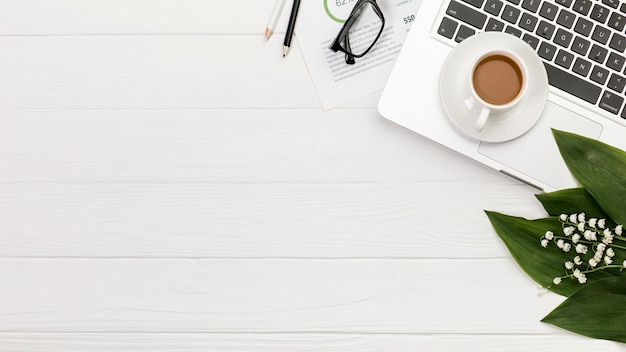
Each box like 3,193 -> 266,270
465,49 -> 528,132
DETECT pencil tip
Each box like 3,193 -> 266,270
265,28 -> 272,40
282,46 -> 290,57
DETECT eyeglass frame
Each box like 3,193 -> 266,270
329,0 -> 385,65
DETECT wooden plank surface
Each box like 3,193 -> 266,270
1,0 -> 618,350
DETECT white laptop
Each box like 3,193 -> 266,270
379,0 -> 626,192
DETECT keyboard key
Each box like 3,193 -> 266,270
539,2 -> 559,20
446,1 -> 487,29
522,33 -> 540,49
537,20 -> 556,39
554,28 -> 574,47
608,73 -> 626,92
486,17 -> 505,31
607,52 -> 626,71
544,62 -> 602,104
572,36 -> 591,55
607,12 -> 626,31
573,0 -> 593,15
589,44 -> 609,63
507,0 -> 521,5
485,0 -> 504,16
538,41 -> 557,60
599,90 -> 624,114
557,9 -> 577,28
609,32 -> 626,52
438,17 -> 458,39
591,65 -> 610,84
573,57 -> 593,76
501,5 -> 521,23
591,25 -> 611,44
590,4 -> 610,23
505,25 -> 523,37
556,49 -> 575,68
574,17 -> 593,36
456,24 -> 476,42
522,0 -> 540,13
461,0 -> 485,8
519,12 -> 539,31
603,0 -> 619,9
555,0 -> 573,7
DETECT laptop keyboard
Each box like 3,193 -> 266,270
436,0 -> 626,123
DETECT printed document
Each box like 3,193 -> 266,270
297,0 -> 423,109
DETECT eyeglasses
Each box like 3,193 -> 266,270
329,0 -> 385,65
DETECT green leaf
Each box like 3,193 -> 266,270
485,211 -> 615,296
552,129 -> 626,225
535,188 -> 608,219
542,276 -> 626,343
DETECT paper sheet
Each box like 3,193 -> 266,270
297,0 -> 423,109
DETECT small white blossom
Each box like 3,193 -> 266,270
578,222 -> 585,232
573,269 -> 582,278
564,226 -> 575,236
598,219 -> 606,229
572,234 -> 580,243
605,256 -> 613,265
565,261 -> 574,270
578,213 -> 586,223
598,243 -> 607,252
589,218 -> 597,228
574,256 -> 582,265
623,260 -> 626,268
584,230 -> 593,241
545,231 -> 554,240
575,244 -> 588,254
553,277 -> 562,285
563,243 -> 572,252
607,248 -> 615,258
616,225 -> 623,236
578,274 -> 587,284
570,214 -> 578,223
560,214 -> 568,222
589,258 -> 598,267
557,239 -> 565,248
541,239 -> 549,248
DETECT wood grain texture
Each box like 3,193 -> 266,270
0,183 -> 543,258
0,258 -> 564,333
0,333 -> 621,352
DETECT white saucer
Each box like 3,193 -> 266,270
439,32 -> 549,143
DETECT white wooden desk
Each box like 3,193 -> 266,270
0,1 -> 623,351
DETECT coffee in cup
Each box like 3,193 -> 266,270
466,50 -> 528,132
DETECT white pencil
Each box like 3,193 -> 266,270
265,0 -> 287,40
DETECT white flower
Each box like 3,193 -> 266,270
589,258 -> 598,267
578,213 -> 586,223
623,260 -> 626,268
616,225 -> 623,236
574,256 -> 582,265
570,214 -> 578,223
584,230 -> 593,241
553,277 -> 562,285
575,244 -> 588,254
563,243 -> 572,252
572,234 -> 580,243
603,234 -> 614,245
578,222 -> 585,232
606,248 -> 615,258
564,226 -> 575,236
605,256 -> 613,265
573,269 -> 582,278
565,261 -> 574,270
598,219 -> 606,229
578,274 -> 587,284
557,239 -> 565,248
598,243 -> 607,252
560,214 -> 568,222
541,239 -> 549,248
589,218 -> 597,228
545,231 -> 554,240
